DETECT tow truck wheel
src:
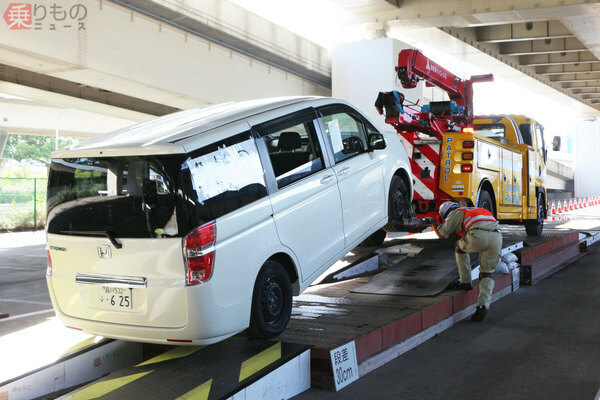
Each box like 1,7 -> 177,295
476,189 -> 495,216
525,193 -> 544,236
384,175 -> 411,232
248,260 -> 292,339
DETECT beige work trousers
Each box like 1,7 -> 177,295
455,228 -> 502,308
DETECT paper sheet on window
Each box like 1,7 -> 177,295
327,119 -> 344,154
185,139 -> 263,205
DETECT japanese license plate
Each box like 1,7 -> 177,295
96,286 -> 133,311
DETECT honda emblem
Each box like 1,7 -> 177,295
97,244 -> 112,259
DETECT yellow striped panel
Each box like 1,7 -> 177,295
238,342 -> 281,382
175,379 -> 212,400
136,346 -> 203,367
63,371 -> 152,400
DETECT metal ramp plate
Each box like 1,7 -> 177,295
350,245 -> 461,297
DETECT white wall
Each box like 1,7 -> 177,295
574,119 -> 600,197
331,38 -> 423,132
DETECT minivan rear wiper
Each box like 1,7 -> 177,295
60,230 -> 123,249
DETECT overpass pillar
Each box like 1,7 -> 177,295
574,119 -> 600,197
0,130 -> 8,171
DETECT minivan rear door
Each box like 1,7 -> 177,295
254,109 -> 345,283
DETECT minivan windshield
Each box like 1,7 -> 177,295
47,134 -> 268,239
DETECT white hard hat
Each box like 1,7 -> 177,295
439,201 -> 458,220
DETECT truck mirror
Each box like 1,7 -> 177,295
552,136 -> 561,151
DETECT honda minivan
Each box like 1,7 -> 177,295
46,97 -> 412,345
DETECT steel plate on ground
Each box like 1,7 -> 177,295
350,245 -> 466,297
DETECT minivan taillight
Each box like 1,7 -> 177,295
184,221 -> 216,285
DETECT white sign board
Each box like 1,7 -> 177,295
329,341 -> 359,391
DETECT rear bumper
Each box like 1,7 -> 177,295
47,277 -> 251,345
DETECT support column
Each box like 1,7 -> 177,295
0,130 -> 8,171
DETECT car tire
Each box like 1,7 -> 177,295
384,175 -> 411,232
476,189 -> 495,216
247,260 -> 292,339
524,192 -> 544,236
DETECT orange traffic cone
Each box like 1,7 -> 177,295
564,200 -> 569,212
557,200 -> 563,214
568,199 -> 574,211
549,201 -> 556,215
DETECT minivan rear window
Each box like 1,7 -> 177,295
47,133 -> 267,238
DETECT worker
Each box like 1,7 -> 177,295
432,201 -> 502,322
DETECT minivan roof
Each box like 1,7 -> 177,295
52,96 -> 322,158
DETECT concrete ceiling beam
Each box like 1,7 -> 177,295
476,21 -> 572,43
571,87 -> 600,94
519,51 -> 599,66
500,37 -> 586,56
561,81 -> 600,88
536,63 -> 600,75
551,73 -> 600,83
353,0 -> 600,28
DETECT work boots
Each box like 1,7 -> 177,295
471,305 -> 488,322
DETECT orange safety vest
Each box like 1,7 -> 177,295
455,207 -> 497,236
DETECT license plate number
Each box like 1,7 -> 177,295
97,286 -> 133,310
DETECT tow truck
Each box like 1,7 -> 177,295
376,49 -> 548,235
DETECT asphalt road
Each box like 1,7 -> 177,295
298,236 -> 600,400
0,230 -> 54,336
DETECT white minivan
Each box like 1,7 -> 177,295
46,97 -> 412,345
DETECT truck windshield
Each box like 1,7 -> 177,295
474,124 -> 505,139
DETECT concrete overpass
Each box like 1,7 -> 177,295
3,0 -> 599,193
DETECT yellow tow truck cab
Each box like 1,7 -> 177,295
438,114 -> 547,235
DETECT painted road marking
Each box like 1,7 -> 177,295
0,298 -> 51,305
62,371 -> 152,400
136,346 -> 204,367
238,342 -> 281,382
175,379 -> 212,400
0,309 -> 54,321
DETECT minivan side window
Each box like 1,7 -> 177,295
320,111 -> 367,163
260,120 -> 325,188
181,132 -> 268,223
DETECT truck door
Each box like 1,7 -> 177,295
527,150 -> 536,208
501,148 -> 513,206
511,151 -> 522,206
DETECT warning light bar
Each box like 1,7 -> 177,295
462,127 -> 474,134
